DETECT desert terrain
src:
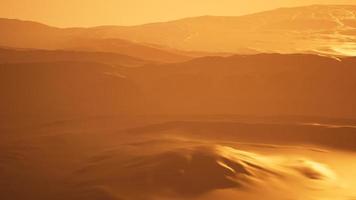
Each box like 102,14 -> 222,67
1,4 -> 356,200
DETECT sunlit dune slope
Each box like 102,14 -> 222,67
2,117 -> 355,200
126,120 -> 356,151
1,112 -> 356,200
73,144 -> 340,199
65,121 -> 356,199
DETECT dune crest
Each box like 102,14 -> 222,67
73,143 -> 338,199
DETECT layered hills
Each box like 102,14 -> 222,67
2,49 -> 356,119
1,5 -> 356,56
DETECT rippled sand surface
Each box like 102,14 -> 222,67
1,117 -> 355,200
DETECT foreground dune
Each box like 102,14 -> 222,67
1,117 -> 356,200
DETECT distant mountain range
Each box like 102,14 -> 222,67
0,47 -> 146,67
2,5 -> 356,119
1,5 -> 356,57
0,18 -> 193,63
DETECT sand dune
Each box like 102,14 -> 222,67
73,144 -> 339,198
122,54 -> 356,119
2,118 -> 355,200
2,52 -> 356,120
0,112 -> 356,200
125,120 -> 356,151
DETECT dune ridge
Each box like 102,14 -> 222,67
71,142 -> 340,200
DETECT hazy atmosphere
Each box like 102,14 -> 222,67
1,0 -> 356,26
1,1 -> 356,200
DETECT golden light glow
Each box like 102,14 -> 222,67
1,1 -> 356,200
1,0 -> 356,27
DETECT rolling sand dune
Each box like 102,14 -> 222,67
1,118 -> 356,200
125,120 -> 356,151
72,144 -> 338,198
121,54 -> 356,119
2,51 -> 356,120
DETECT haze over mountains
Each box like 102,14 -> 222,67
1,5 -> 356,56
2,5 -> 356,121
0,19 -> 191,63
91,5 -> 356,55
2,4 -> 356,200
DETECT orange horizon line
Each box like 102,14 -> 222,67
1,3 -> 356,29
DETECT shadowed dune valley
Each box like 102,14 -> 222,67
1,1 -> 356,200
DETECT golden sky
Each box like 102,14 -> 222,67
1,0 -> 356,27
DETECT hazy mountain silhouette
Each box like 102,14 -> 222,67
63,38 -> 192,63
0,19 -> 192,63
0,18 -> 66,49
2,5 -> 356,56
119,53 -> 356,119
0,61 -> 144,119
2,50 -> 356,120
90,5 -> 356,55
0,48 -> 147,67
